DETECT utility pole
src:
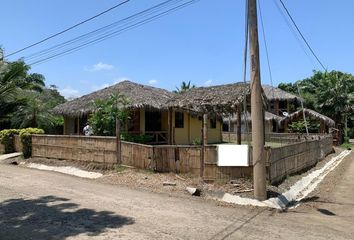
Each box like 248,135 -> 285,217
248,0 -> 267,200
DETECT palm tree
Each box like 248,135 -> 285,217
173,81 -> 196,93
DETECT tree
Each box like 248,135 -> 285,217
173,81 -> 196,93
89,94 -> 129,136
0,48 -> 65,132
278,70 -> 354,139
10,86 -> 66,133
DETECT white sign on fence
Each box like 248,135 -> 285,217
217,144 -> 249,167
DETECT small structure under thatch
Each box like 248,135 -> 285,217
279,108 -> 335,133
223,111 -> 283,133
262,85 -> 302,116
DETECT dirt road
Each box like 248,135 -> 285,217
0,151 -> 353,240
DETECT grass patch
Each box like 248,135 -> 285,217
340,142 -> 353,149
115,164 -> 128,173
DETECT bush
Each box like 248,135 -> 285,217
0,129 -> 20,153
19,128 -> 44,158
120,133 -> 154,144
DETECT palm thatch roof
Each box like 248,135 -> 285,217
168,82 -> 267,113
279,108 -> 335,126
223,111 -> 283,124
262,85 -> 303,102
53,80 -> 174,117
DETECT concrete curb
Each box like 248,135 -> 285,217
0,152 -> 22,161
210,150 -> 351,209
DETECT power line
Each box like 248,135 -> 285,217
272,0 -> 316,69
2,0 -> 198,82
28,0 -> 198,66
5,0 -> 130,58
25,0 -> 186,62
258,0 -> 274,98
278,0 -> 326,71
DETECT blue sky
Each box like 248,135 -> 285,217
1,0 -> 353,98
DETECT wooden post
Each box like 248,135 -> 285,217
168,107 -> 173,145
77,117 -> 80,135
116,118 -> 121,164
249,0 -> 267,200
200,113 -> 208,178
236,107 -> 242,145
228,117 -> 231,142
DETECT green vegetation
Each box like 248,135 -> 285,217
89,94 -> 130,136
115,164 -> 128,173
19,128 -> 45,158
288,120 -> 319,133
192,138 -> 202,145
0,129 -> 20,153
173,81 -> 196,93
0,49 -> 66,133
0,128 -> 44,157
279,70 -> 354,139
120,133 -> 154,144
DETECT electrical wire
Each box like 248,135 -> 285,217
27,0 -> 198,66
272,0 -> 317,69
278,0 -> 326,71
2,0 -> 198,82
25,0 -> 188,62
258,0 -> 274,100
242,0 -> 250,143
5,0 -> 130,58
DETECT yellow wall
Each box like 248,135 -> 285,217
207,119 -> 222,144
139,109 -> 145,132
174,111 -> 189,145
173,111 -> 222,145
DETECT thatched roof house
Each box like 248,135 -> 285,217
53,80 -> 174,117
279,108 -> 335,133
280,108 -> 335,127
168,82 -> 267,113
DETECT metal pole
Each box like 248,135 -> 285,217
249,0 -> 267,200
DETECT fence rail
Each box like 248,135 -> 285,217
29,134 -> 334,184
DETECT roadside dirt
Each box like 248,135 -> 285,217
1,149 -> 353,239
8,146 -> 344,203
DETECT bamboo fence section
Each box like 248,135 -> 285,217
30,134 -> 333,183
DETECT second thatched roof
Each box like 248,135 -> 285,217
168,82 -> 267,113
279,108 -> 335,126
223,111 -> 283,124
53,80 -> 174,117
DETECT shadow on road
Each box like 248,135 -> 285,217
0,195 -> 134,240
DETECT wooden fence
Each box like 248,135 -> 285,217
222,132 -> 331,144
267,135 -> 333,184
0,135 -> 23,154
30,134 -> 333,184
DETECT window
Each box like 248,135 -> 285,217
210,117 -> 216,129
175,112 -> 184,128
145,111 -> 161,131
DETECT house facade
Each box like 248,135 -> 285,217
54,81 -> 223,145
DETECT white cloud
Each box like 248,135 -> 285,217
204,79 -> 213,86
86,62 -> 114,72
148,79 -> 158,85
60,87 -> 81,99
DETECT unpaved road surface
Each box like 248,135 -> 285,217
0,151 -> 354,240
